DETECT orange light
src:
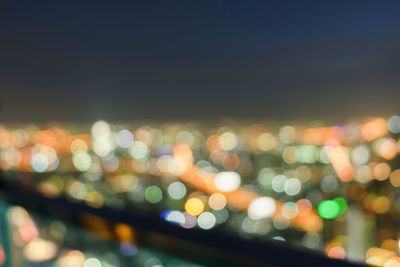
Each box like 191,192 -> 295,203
297,199 -> 312,216
327,246 -> 346,259
325,143 -> 354,182
361,118 -> 388,141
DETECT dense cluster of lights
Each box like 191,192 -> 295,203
1,205 -> 200,266
0,115 -> 400,265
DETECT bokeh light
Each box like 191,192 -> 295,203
318,200 -> 340,219
248,197 -> 276,220
214,172 -> 241,192
184,198 -> 204,216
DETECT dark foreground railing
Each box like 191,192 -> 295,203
0,177 -> 366,267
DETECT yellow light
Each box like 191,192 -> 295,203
256,133 -> 277,151
185,198 -> 204,216
279,125 -> 296,144
57,250 -> 85,267
72,151 -> 92,172
380,239 -> 398,252
218,132 -> 238,151
282,146 -> 298,164
24,238 -> 57,262
366,247 -> 397,266
70,139 -> 88,154
372,196 -> 390,214
390,169 -> 400,187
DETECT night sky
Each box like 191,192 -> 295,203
1,0 -> 400,122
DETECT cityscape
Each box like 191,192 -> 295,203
0,116 -> 400,265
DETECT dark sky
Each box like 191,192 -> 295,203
1,0 -> 400,122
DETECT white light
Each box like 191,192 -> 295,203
218,132 -> 238,151
321,176 -> 338,193
47,156 -> 59,171
284,178 -> 301,196
93,137 -> 112,157
145,258 -> 162,267
91,120 -> 110,139
352,145 -> 370,165
388,115 -> 400,134
168,182 -> 186,200
102,156 -> 119,172
248,197 -> 276,220
215,172 -> 241,192
273,236 -> 286,241
73,152 -> 92,172
129,141 -> 149,160
241,217 -> 260,234
116,130 -> 134,148
84,258 -> 102,267
281,202 -> 298,219
167,157 -> 187,175
68,181 -> 87,200
355,165 -> 372,183
271,175 -> 287,193
166,210 -> 185,224
197,212 -> 216,230
31,154 -> 48,173
279,126 -> 296,144
176,131 -> 194,146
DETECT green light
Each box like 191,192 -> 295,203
334,197 -> 348,214
318,200 -> 340,219
145,186 -> 163,203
